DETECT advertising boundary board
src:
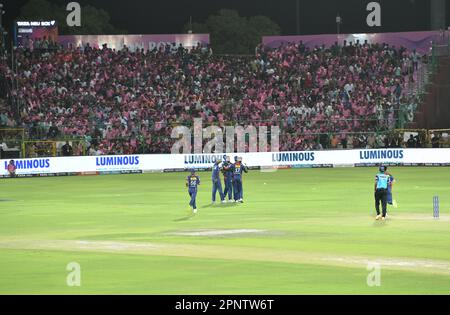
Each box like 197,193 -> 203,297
1,148 -> 450,177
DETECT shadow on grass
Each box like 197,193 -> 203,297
173,214 -> 195,222
202,202 -> 239,209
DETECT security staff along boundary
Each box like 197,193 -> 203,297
1,148 -> 450,177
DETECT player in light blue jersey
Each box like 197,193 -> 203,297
374,165 -> 389,220
186,169 -> 200,214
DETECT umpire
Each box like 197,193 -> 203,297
374,165 -> 390,221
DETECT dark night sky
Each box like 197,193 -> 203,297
1,0 -> 449,35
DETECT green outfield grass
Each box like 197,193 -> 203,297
1,167 -> 450,294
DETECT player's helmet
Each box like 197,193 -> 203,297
226,156 -> 231,162
190,168 -> 196,174
379,165 -> 386,172
234,156 -> 238,162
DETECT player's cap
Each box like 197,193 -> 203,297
190,168 -> 196,174
234,156 -> 238,161
379,165 -> 387,172
237,157 -> 243,162
226,156 -> 231,161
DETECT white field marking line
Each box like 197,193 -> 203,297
0,239 -> 450,275
166,229 -> 266,236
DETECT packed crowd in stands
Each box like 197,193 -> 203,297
0,102 -> 16,128
0,39 -> 423,155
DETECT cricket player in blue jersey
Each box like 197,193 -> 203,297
239,156 -> 249,200
212,158 -> 225,204
186,169 -> 200,214
385,167 -> 397,208
222,156 -> 234,202
374,165 -> 390,220
232,156 -> 239,202
232,157 -> 248,203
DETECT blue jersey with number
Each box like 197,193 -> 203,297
187,175 -> 200,191
375,172 -> 389,189
232,162 -> 247,180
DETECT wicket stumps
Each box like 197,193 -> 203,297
433,195 -> 439,219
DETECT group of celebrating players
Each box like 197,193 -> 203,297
186,156 -> 248,214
